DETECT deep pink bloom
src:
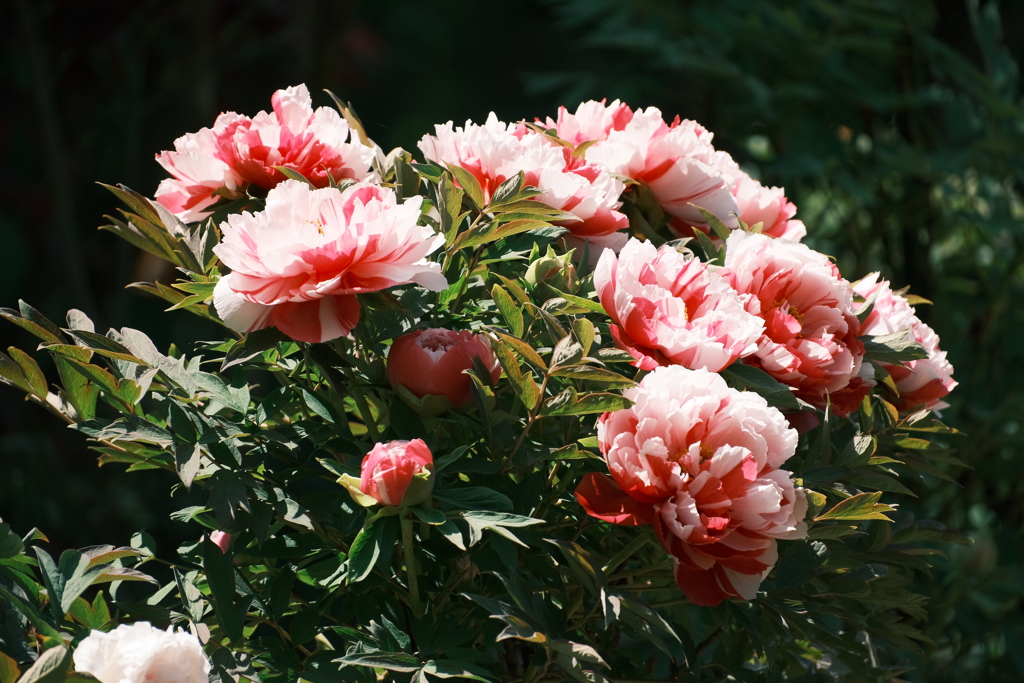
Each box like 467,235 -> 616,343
575,366 -> 806,606
213,180 -> 446,343
387,329 -> 501,408
594,238 -> 763,372
418,114 -> 630,256
722,231 -> 869,416
156,84 -> 377,222
853,273 -> 956,411
359,439 -> 435,507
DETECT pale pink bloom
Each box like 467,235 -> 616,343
156,84 -> 377,222
155,115 -> 247,223
576,106 -> 740,230
575,366 -> 804,606
722,231 -> 869,416
74,622 -> 210,683
541,99 -> 634,146
728,173 -> 807,241
594,238 -> 763,372
359,439 -> 435,507
418,113 -> 629,255
213,179 -> 446,343
854,273 -> 956,411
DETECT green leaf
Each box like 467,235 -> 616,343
272,166 -> 315,187
64,330 -> 146,364
460,512 -> 544,547
346,522 -> 381,584
410,504 -> 447,525
221,328 -> 288,370
549,365 -> 636,387
7,348 -> 47,397
15,646 -> 70,683
490,331 -> 547,370
300,388 -> 336,423
541,388 -> 632,416
422,660 -> 496,682
203,538 -> 246,642
0,653 -> 19,683
195,372 -> 250,413
720,363 -> 801,411
0,524 -> 25,559
861,330 -> 929,363
814,491 -> 896,522
174,568 -> 205,623
492,285 -> 524,338
337,653 -> 420,673
434,487 -> 514,513
445,164 -> 485,209
694,206 -> 732,241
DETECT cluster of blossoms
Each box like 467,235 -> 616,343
149,85 -> 956,607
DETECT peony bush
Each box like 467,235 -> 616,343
0,87 -> 966,683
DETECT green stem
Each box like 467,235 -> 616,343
400,512 -> 422,618
602,532 -> 651,575
337,351 -> 380,441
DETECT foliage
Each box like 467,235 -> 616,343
0,96 -> 972,682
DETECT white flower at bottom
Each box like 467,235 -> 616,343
73,622 -> 210,683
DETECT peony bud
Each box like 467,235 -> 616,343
209,530 -> 233,554
387,328 -> 501,416
73,622 -> 210,683
339,439 -> 435,508
524,246 -> 578,293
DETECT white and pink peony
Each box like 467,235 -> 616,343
418,113 -> 630,255
546,100 -> 805,240
575,366 -> 806,606
213,179 -> 446,343
594,238 -> 763,372
156,84 -> 378,222
854,273 -> 956,411
722,230 -> 869,416
73,622 -> 210,683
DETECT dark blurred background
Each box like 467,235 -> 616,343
2,0 -> 1022,680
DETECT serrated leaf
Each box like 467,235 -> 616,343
492,285 -> 524,337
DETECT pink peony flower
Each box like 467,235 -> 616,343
156,84 -> 377,222
594,238 -> 763,372
853,273 -> 956,411
541,99 -> 634,146
575,366 -> 805,606
387,328 -> 501,413
722,230 -> 869,416
417,113 -> 630,256
213,179 -> 446,344
548,101 -> 806,241
723,169 -> 807,241
357,439 -> 435,507
548,102 -> 737,230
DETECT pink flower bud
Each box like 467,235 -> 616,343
209,531 -> 233,554
357,439 -> 435,507
387,329 -> 501,414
